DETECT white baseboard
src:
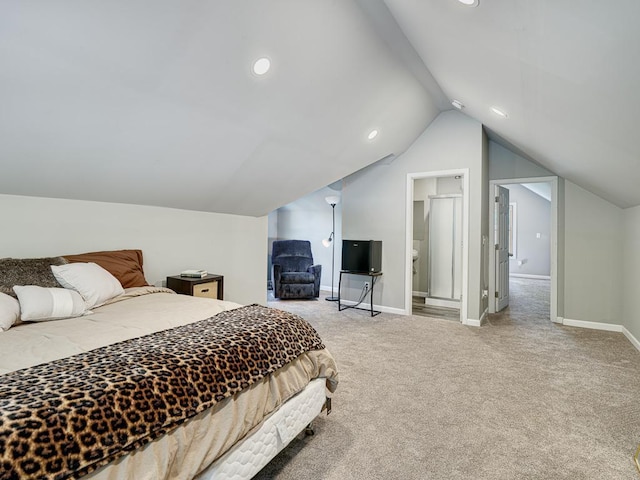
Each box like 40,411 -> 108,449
465,317 -> 481,327
562,318 -> 623,332
412,291 -> 428,298
623,327 -> 640,353
557,318 -> 640,353
320,284 -> 338,293
463,309 -> 487,327
509,274 -> 551,280
338,299 -> 405,316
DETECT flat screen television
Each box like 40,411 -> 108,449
341,240 -> 382,273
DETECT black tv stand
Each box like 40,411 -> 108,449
337,270 -> 382,317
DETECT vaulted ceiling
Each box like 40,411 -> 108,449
383,0 -> 640,208
1,1 -> 638,215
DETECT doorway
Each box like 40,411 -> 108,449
488,176 -> 558,323
406,169 -> 469,324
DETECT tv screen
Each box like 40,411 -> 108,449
341,240 -> 382,273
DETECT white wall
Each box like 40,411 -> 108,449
505,184 -> 551,276
0,194 -> 267,306
342,110 -> 485,320
563,182 -> 623,325
623,206 -> 640,341
269,186 -> 342,292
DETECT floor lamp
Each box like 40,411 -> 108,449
323,195 -> 340,301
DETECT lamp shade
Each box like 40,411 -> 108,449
322,232 -> 333,248
325,195 -> 340,206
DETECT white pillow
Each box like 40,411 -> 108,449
13,285 -> 87,321
51,262 -> 124,308
0,292 -> 20,331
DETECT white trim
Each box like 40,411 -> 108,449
338,299 -> 405,316
412,291 -> 428,298
509,201 -> 517,258
406,169 -> 469,325
554,316 -> 564,324
558,320 -> 640,353
623,327 -> 640,353
562,318 -> 623,332
465,318 -> 481,327
559,320 -> 640,352
509,274 -> 551,280
489,176 -> 558,323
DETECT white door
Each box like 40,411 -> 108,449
495,185 -> 510,311
428,195 -> 462,300
429,197 -> 455,299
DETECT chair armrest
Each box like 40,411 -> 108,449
273,264 -> 282,282
308,265 -> 322,298
308,264 -> 322,276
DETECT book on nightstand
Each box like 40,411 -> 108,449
180,269 -> 208,278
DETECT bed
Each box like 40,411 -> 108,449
0,251 -> 338,480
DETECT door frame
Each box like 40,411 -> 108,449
488,176 -> 559,322
406,169 -> 469,324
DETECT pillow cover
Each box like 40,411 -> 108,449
0,292 -> 20,331
63,249 -> 148,288
51,262 -> 125,308
13,286 -> 87,322
0,256 -> 68,298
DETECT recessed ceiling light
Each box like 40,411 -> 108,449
451,99 -> 464,110
490,106 -> 508,118
458,0 -> 479,6
252,57 -> 271,75
367,129 -> 379,140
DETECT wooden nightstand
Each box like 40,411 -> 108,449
166,274 -> 224,300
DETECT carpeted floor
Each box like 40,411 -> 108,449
257,278 -> 640,479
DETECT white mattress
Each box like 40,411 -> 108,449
198,378 -> 327,480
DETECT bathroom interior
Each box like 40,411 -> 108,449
412,175 -> 463,321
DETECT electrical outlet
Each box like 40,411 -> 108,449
364,281 -> 370,290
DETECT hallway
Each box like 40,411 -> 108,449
487,276 -> 550,326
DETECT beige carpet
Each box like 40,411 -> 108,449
257,278 -> 640,479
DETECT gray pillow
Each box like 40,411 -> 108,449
0,256 -> 68,298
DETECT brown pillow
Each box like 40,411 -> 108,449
63,250 -> 149,288
0,256 -> 68,298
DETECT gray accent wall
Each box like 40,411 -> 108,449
489,141 -> 553,180
564,182 -> 623,325
342,110 -> 486,321
623,206 -> 640,341
504,184 -> 551,276
481,130 -> 490,315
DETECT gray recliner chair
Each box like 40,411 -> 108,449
272,240 -> 321,299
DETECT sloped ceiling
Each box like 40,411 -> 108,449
1,1 -> 639,215
0,1 -> 438,216
384,0 -> 640,208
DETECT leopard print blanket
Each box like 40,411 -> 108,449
0,304 -> 325,480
